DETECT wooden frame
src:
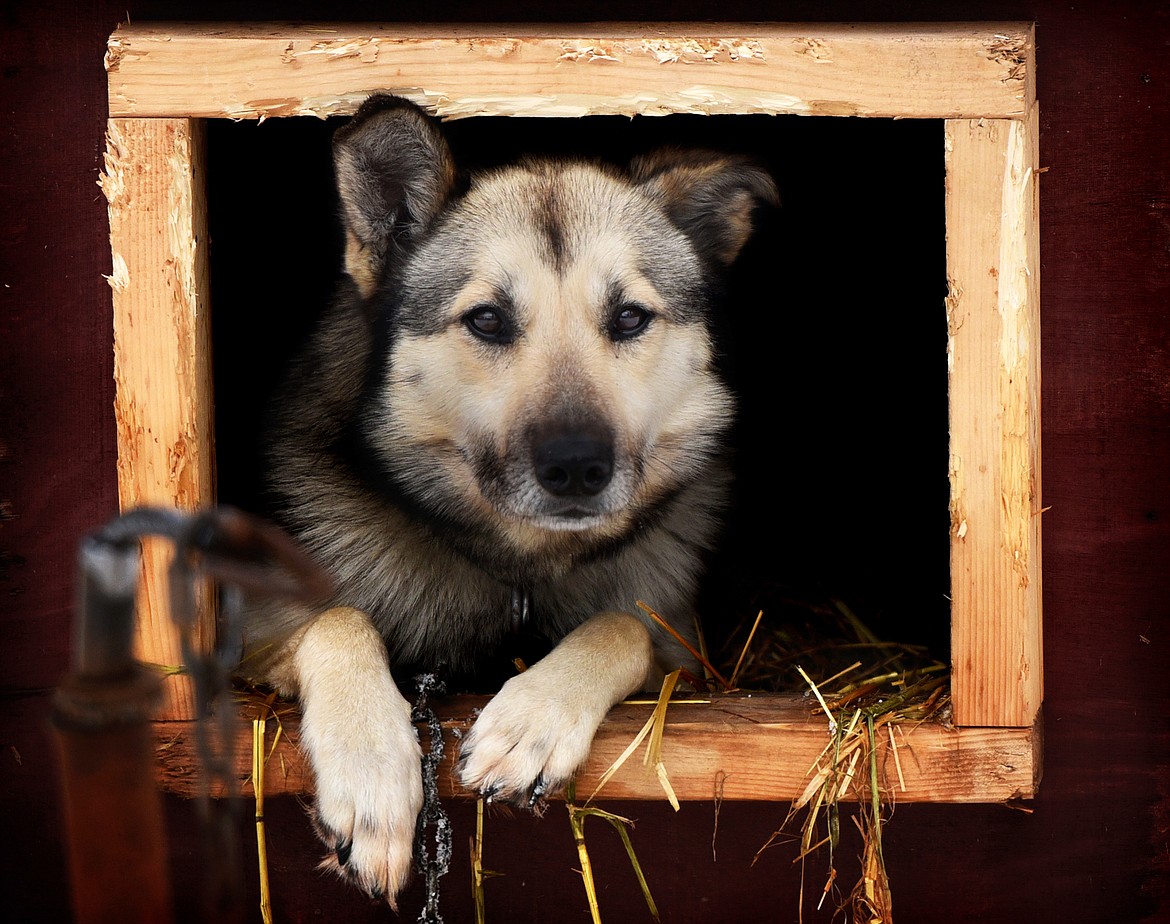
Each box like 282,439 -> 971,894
104,22 -> 1042,802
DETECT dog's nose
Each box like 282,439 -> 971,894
533,434 -> 614,497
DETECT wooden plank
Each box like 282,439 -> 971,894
101,118 -> 215,720
945,109 -> 1043,727
106,21 -> 1034,121
158,694 -> 1041,804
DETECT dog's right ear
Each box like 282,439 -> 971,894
333,95 -> 456,297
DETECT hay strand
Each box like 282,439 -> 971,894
728,610 -> 764,689
588,670 -> 681,807
570,670 -> 682,922
567,794 -> 603,924
712,770 -> 727,862
567,795 -> 660,924
796,665 -> 837,735
636,601 -> 731,691
251,717 -> 273,924
585,711 -> 655,806
642,670 -> 681,811
728,594 -> 950,924
469,796 -> 503,924
471,798 -> 486,924
888,725 -> 906,793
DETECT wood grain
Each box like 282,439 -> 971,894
945,111 -> 1043,728
106,21 -> 1034,121
157,693 -> 1041,804
107,24 -> 1044,734
102,117 -> 215,720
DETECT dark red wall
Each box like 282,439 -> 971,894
2,2 -> 1167,922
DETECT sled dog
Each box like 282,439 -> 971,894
245,95 -> 777,902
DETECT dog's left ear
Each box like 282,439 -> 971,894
631,150 -> 779,267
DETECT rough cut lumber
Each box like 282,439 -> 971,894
105,22 -> 1044,738
106,22 -> 1034,121
101,118 -> 215,721
157,694 -> 1041,804
945,109 -> 1043,728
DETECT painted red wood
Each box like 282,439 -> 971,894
2,2 -> 1167,922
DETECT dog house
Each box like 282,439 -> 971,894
103,22 -> 1041,804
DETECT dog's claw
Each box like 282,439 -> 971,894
335,839 -> 352,867
527,773 -> 548,809
481,783 -> 500,803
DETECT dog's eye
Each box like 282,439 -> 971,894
463,306 -> 512,343
609,304 -> 653,340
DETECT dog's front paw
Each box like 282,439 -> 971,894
307,709 -> 423,904
458,611 -> 655,807
457,665 -> 607,808
289,606 -> 427,904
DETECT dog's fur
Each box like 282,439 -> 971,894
243,96 -> 777,903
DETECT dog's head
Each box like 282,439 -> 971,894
336,96 -> 777,557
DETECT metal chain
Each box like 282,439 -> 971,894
411,671 -> 452,924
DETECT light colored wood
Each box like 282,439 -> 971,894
105,23 -> 1045,741
159,694 -> 1041,804
106,22 -> 1034,121
945,108 -> 1043,727
102,118 -> 215,720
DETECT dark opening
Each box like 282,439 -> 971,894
208,113 -> 949,681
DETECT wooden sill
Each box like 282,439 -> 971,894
154,693 -> 1041,804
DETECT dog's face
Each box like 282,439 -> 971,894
371,163 -> 736,547
335,98 -> 777,558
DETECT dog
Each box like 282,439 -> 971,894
242,95 -> 777,904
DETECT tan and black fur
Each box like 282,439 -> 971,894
244,95 -> 777,903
